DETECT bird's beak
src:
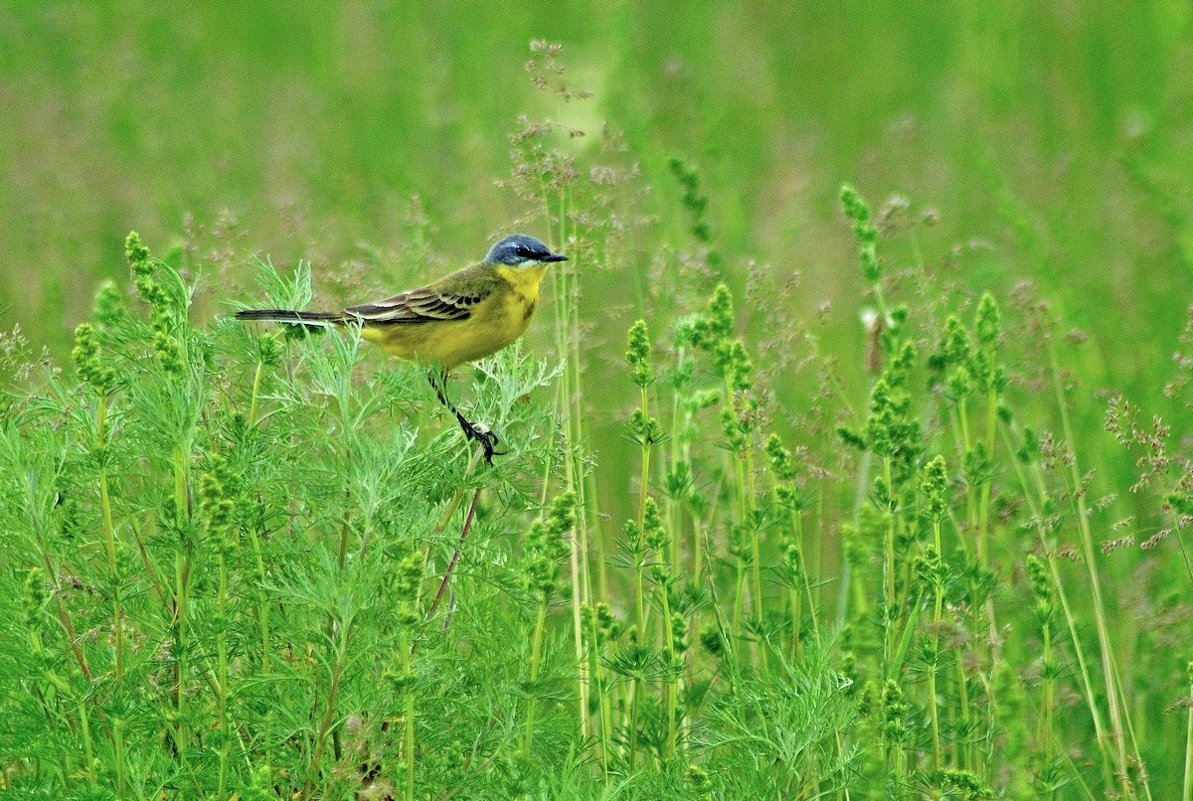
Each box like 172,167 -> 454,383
543,253 -> 568,263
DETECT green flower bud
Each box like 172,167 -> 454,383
974,293 -> 1001,348
92,280 -> 126,328
71,323 -> 117,395
625,319 -> 654,388
920,455 -> 949,521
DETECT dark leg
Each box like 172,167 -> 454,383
426,369 -> 505,465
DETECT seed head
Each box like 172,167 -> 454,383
920,456 -> 949,522
71,323 -> 117,396
626,319 -> 653,388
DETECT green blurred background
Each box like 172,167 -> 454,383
2,2 -> 1191,408
5,6 -> 1193,790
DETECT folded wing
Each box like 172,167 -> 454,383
346,285 -> 491,325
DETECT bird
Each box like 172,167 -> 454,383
236,233 -> 567,462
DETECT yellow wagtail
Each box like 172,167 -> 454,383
236,233 -> 567,461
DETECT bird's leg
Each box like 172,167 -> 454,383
426,369 -> 506,465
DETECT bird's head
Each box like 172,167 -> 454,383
485,234 -> 567,267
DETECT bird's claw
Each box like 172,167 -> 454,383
455,414 -> 507,465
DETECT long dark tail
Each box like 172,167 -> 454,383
234,309 -> 345,330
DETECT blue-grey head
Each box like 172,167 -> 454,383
485,234 -> 567,267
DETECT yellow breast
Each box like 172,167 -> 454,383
487,263 -> 549,344
363,264 -> 549,369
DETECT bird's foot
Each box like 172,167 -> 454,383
455,413 -> 507,465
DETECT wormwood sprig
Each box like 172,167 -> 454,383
845,338 -> 923,674
196,451 -> 241,799
522,490 -> 576,757
626,320 -> 663,536
840,184 -> 890,331
880,679 -> 911,790
642,496 -> 684,761
764,433 -> 819,662
668,158 -> 721,271
388,548 -> 424,801
919,455 -> 950,772
72,307 -> 130,796
971,295 -> 1006,588
625,323 -> 663,501
686,285 -> 765,666
1026,553 -> 1062,798
127,231 -> 187,375
582,600 -> 622,774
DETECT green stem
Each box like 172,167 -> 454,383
113,717 -> 127,801
1183,662 -> 1192,801
524,602 -> 549,755
955,654 -> 971,770
79,702 -> 97,790
174,544 -> 188,755
882,457 -> 896,671
978,392 -> 1000,674
1042,618 -> 1055,800
402,629 -> 415,801
248,360 -> 264,426
171,444 -> 191,756
97,396 -> 123,682
1049,341 -> 1131,796
746,440 -> 765,674
568,482 -> 590,743
794,510 -> 819,646
587,611 -> 612,777
306,620 -> 350,796
247,526 -> 271,673
1005,424 -> 1114,784
565,212 -> 597,746
928,519 -> 944,773
660,580 -> 677,759
216,552 -> 230,800
634,381 -> 651,643
629,674 -> 642,770
789,580 -> 801,663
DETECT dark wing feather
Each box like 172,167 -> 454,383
345,284 -> 489,325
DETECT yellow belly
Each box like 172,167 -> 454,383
361,265 -> 547,369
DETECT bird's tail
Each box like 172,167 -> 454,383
234,309 -> 346,330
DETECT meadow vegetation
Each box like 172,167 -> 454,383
2,11 -> 1193,801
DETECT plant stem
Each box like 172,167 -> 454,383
659,577 -> 677,759
746,441 -> 765,674
882,456 -> 896,672
1041,615 -> 1055,799
523,602 -> 549,756
426,488 -> 481,622
1183,662 -> 1193,801
249,360 -> 264,426
96,396 -> 124,684
305,623 -> 349,798
1005,425 -> 1113,784
402,628 -> 415,801
1049,341 -> 1131,797
78,701 -> 97,790
216,551 -> 230,800
112,716 -> 127,801
928,518 -> 944,773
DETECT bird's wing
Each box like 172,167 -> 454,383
344,265 -> 497,325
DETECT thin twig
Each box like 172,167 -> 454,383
426,487 -> 481,622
